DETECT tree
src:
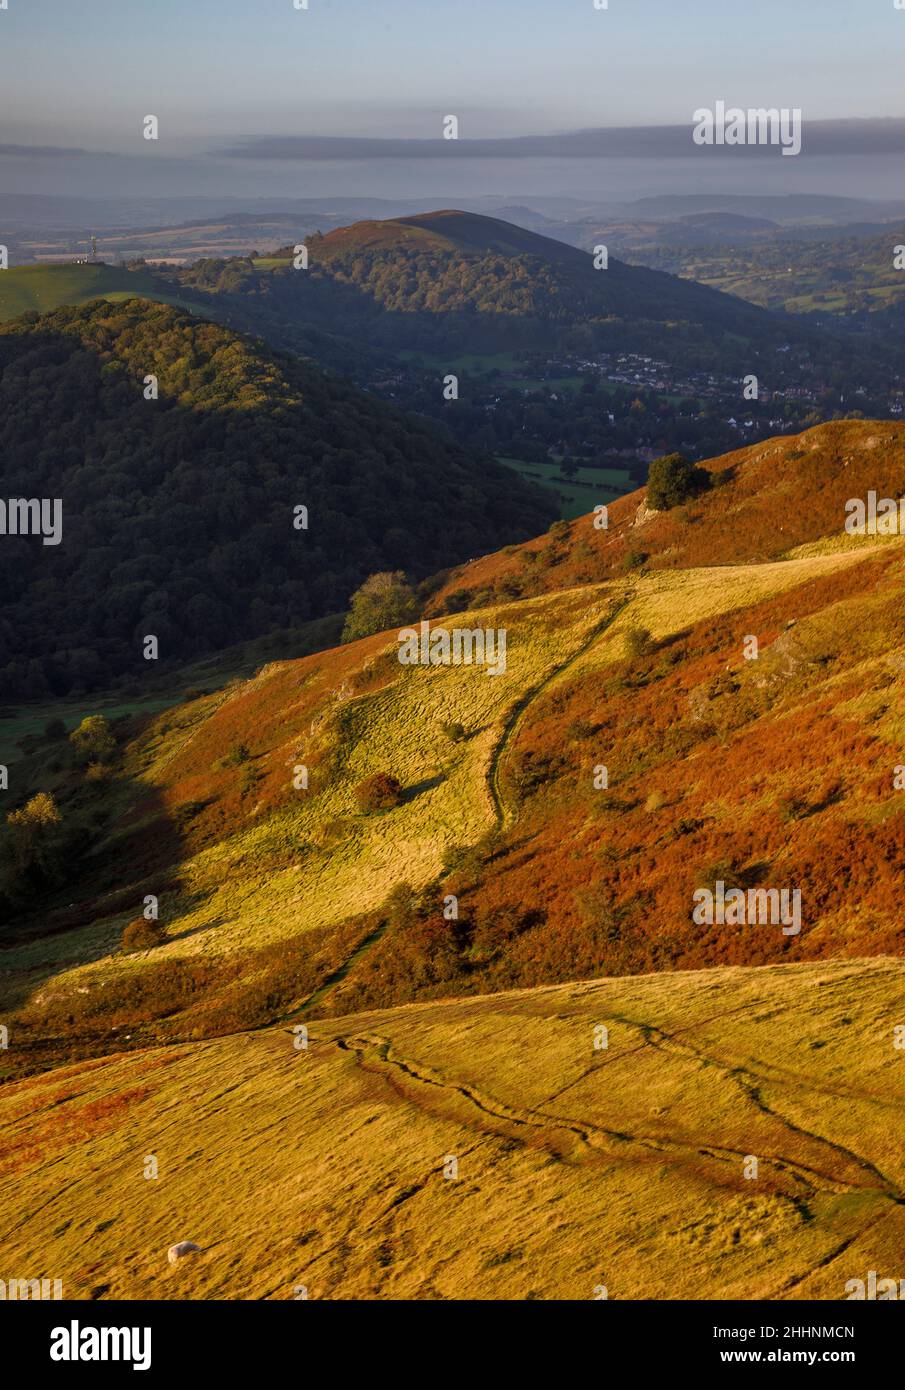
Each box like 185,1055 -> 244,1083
646,452 -> 711,510
342,572 -> 418,642
69,715 -> 116,764
3,792 -> 66,894
7,791 -> 61,837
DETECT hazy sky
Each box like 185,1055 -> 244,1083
3,0 -> 905,152
2,1 -> 904,206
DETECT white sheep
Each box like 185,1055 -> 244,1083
167,1241 -> 202,1264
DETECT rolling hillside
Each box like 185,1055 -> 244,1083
3,417 -> 905,1304
2,420 -> 905,1078
1,958 -> 902,1299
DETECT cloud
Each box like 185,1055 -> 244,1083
0,144 -> 93,159
214,119 -> 905,162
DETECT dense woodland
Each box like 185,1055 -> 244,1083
171,217 -> 904,384
0,299 -> 553,697
177,235 -> 790,368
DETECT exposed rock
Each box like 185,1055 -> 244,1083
633,499 -> 661,528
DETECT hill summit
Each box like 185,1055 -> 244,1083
317,209 -> 588,265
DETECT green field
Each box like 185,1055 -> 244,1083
498,455 -> 635,518
0,263 -> 198,323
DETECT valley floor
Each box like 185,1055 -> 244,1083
2,956 -> 902,1300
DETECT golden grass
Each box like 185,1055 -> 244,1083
1,957 -> 901,1300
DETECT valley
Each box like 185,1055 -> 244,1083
2,204 -> 904,1312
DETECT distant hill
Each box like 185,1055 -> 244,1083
167,209 -> 905,393
0,298 -> 553,696
172,208 -> 779,361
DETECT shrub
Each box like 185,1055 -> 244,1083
354,772 -> 403,813
43,718 -> 67,741
508,749 -> 566,797
573,883 -> 622,940
7,791 -> 61,833
239,765 -> 263,797
440,721 -> 466,742
69,715 -> 115,764
646,453 -> 711,510
468,904 -> 537,962
222,743 -> 252,767
777,794 -> 808,823
623,624 -> 655,659
121,917 -> 166,953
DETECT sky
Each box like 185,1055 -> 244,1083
3,0 -> 905,148
1,0 -> 904,202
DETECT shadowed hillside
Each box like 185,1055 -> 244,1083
0,297 -> 552,696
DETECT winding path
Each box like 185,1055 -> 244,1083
487,590 -> 633,830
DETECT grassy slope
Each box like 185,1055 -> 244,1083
1,540 -> 893,1069
1,957 -> 902,1300
0,264 -> 198,322
426,419 -> 905,615
1,418 -> 903,1062
3,417 -> 905,1300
